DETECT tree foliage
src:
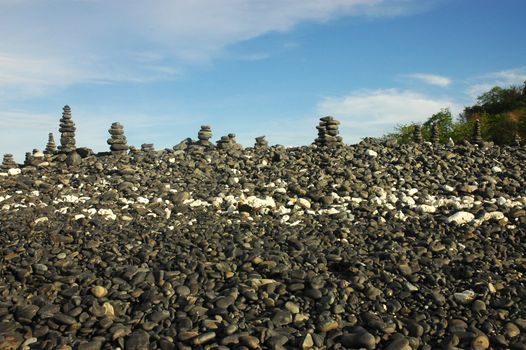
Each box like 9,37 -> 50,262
387,82 -> 526,145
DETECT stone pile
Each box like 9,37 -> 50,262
216,133 -> 242,151
44,133 -> 56,155
58,105 -> 77,153
141,143 -> 155,152
107,122 -> 129,155
315,116 -> 343,147
430,123 -> 440,144
254,135 -> 269,149
512,132 -> 521,147
23,152 -> 34,166
1,153 -> 17,169
58,105 -> 82,166
412,125 -> 423,143
472,119 -> 483,146
0,141 -> 526,349
196,125 -> 213,147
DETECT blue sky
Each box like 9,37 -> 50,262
1,0 -> 525,161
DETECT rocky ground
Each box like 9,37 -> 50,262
0,140 -> 525,350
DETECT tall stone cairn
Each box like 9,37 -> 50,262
430,123 -> 440,144
59,105 -> 77,153
315,116 -> 342,147
197,125 -> 213,147
45,133 -> 57,155
254,136 -> 268,149
107,122 -> 129,155
472,119 -> 483,146
512,132 -> 522,147
1,154 -> 17,170
412,125 -> 423,143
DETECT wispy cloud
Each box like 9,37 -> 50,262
0,0 -> 427,99
318,89 -> 461,141
466,67 -> 526,99
405,73 -> 452,87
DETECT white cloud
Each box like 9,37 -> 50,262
0,0 -> 425,98
466,67 -> 526,99
318,89 -> 461,141
405,73 -> 452,87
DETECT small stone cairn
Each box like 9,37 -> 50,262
107,122 -> 129,155
58,105 -> 82,166
315,116 -> 342,147
1,154 -> 17,170
141,143 -> 155,152
196,125 -> 213,147
430,123 -> 440,144
412,125 -> 423,143
24,152 -> 34,166
472,119 -> 483,146
217,133 -> 242,151
254,136 -> 268,149
45,133 -> 56,155
512,132 -> 521,147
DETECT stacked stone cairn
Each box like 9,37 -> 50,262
32,149 -> 45,165
254,136 -> 269,149
107,122 -> 129,155
1,154 -> 17,170
24,152 -> 34,166
44,133 -> 56,155
512,132 -> 521,147
141,143 -> 155,152
315,116 -> 343,147
412,125 -> 423,143
472,119 -> 483,146
196,125 -> 213,147
216,133 -> 242,151
58,105 -> 82,166
430,123 -> 440,144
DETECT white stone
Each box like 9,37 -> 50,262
401,196 -> 416,206
8,168 -> 21,176
443,185 -> 455,192
34,217 -> 48,224
491,166 -> 503,173
137,196 -> 149,204
98,208 -> 116,220
296,198 -> 311,209
74,214 -> 86,220
245,196 -> 276,209
417,204 -> 437,213
62,195 -> 79,203
447,211 -> 475,224
453,290 -> 476,304
496,197 -> 507,206
168,158 -> 176,163
483,211 -> 505,221
407,188 -> 418,196
365,149 -> 378,157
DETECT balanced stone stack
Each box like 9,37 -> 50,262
413,125 -> 423,143
141,143 -> 155,152
254,136 -> 269,149
44,133 -> 56,155
24,152 -> 34,166
107,122 -> 129,155
512,132 -> 521,147
216,136 -> 233,150
59,105 -> 77,153
472,119 -> 483,146
32,149 -> 45,165
430,123 -> 440,144
228,133 -> 243,150
1,154 -> 17,170
315,116 -> 343,147
196,125 -> 213,147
